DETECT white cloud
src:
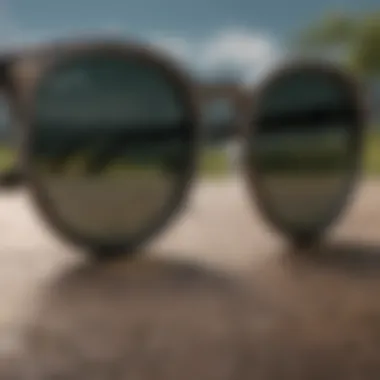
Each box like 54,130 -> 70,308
199,29 -> 277,69
150,28 -> 284,84
148,36 -> 194,64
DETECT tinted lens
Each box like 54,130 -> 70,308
29,53 -> 194,246
248,67 -> 361,234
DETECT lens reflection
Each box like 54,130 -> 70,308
251,69 -> 358,232
31,55 -> 192,242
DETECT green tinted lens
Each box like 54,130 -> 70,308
31,54 -> 193,243
250,68 -> 359,233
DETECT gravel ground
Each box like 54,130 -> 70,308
1,177 -> 380,379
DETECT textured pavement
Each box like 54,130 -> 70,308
1,178 -> 380,378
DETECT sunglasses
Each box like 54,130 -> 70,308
0,38 -> 367,259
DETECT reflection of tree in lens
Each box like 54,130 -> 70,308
252,69 -> 356,231
31,55 -> 190,240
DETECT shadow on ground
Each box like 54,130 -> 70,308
4,241 -> 380,379
294,241 -> 380,275
9,256 -> 260,380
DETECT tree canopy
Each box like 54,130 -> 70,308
296,12 -> 380,78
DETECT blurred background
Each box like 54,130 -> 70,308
0,2 -> 379,379
0,0 -> 378,178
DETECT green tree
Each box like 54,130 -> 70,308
296,12 -> 380,78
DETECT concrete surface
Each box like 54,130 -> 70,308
1,177 -> 380,378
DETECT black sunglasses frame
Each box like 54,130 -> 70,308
0,38 -> 368,258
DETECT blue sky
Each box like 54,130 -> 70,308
6,0 -> 379,40
1,0 -> 379,82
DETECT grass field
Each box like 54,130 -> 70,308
363,129 -> 380,176
1,128 -> 380,178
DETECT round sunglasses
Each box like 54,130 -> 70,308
0,38 -> 367,259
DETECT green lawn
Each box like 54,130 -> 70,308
0,147 -> 16,169
363,129 -> 380,176
198,147 -> 230,177
1,128 -> 380,178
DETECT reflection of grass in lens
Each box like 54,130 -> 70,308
33,142 -> 231,179
255,150 -> 348,175
0,126 -> 377,181
253,129 -> 349,175
35,155 -> 165,177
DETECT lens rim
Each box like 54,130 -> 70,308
20,39 -> 200,256
241,60 -> 368,242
